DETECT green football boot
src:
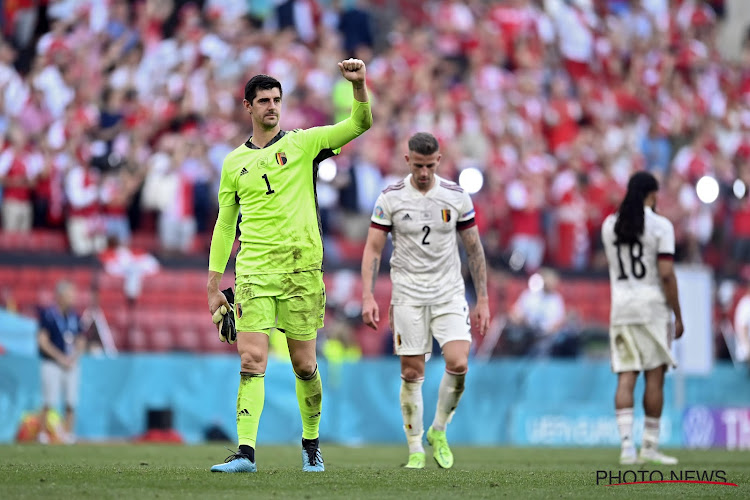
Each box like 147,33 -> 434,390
426,427 -> 454,469
404,452 -> 426,469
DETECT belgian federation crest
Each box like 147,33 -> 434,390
236,302 -> 243,319
275,152 -> 287,166
441,209 -> 451,222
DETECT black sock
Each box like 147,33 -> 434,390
239,445 -> 255,462
302,437 -> 319,449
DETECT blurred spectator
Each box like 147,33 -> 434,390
275,0 -> 321,45
553,0 -> 597,82
176,136 -> 214,234
32,139 -> 63,228
37,280 -> 86,444
18,87 -> 53,136
640,115 -> 672,177
99,236 -> 160,306
1,285 -> 17,312
730,183 -> 750,269
100,166 -> 139,245
337,0 -> 374,55
0,0 -> 745,278
551,165 -> 591,270
505,170 -> 546,272
159,147 -> 197,254
0,124 -> 41,232
140,138 -> 174,213
655,171 -> 691,259
97,87 -> 125,151
544,73 -> 581,158
672,121 -> 716,183
64,144 -> 105,255
140,135 -> 196,254
321,304 -> 363,365
733,277 -> 750,364
3,0 -> 39,51
79,284 -> 118,357
502,268 -> 567,356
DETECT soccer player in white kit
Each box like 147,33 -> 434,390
361,132 -> 490,469
601,171 -> 684,465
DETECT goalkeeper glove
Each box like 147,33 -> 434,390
211,288 -> 236,344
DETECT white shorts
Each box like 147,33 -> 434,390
609,320 -> 677,373
391,298 -> 472,356
41,359 -> 80,409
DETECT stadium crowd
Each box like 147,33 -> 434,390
0,0 -> 748,276
0,0 -> 749,362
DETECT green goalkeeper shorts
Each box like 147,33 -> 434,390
234,270 -> 325,340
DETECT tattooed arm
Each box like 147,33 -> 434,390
361,226 -> 389,330
459,225 -> 490,335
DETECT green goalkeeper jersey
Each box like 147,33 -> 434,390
210,99 -> 372,276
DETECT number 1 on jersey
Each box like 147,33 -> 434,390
262,173 -> 275,195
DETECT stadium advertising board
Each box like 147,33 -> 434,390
511,404 -> 679,446
682,406 -> 750,449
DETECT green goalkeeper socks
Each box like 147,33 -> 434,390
237,372 -> 265,448
295,365 -> 322,440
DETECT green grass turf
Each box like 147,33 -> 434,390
1,444 -> 748,499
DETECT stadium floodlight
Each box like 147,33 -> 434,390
108,152 -> 123,168
91,140 -> 107,157
508,250 -> 525,271
695,175 -> 719,204
318,158 -> 337,182
733,179 -> 746,199
458,167 -> 484,194
528,272 -> 544,293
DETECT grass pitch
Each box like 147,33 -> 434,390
1,444 -> 748,499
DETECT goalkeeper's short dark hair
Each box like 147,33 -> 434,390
245,75 -> 283,104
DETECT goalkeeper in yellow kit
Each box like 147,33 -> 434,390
207,59 -> 372,473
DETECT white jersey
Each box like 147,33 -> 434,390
370,174 -> 476,305
601,207 -> 675,325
